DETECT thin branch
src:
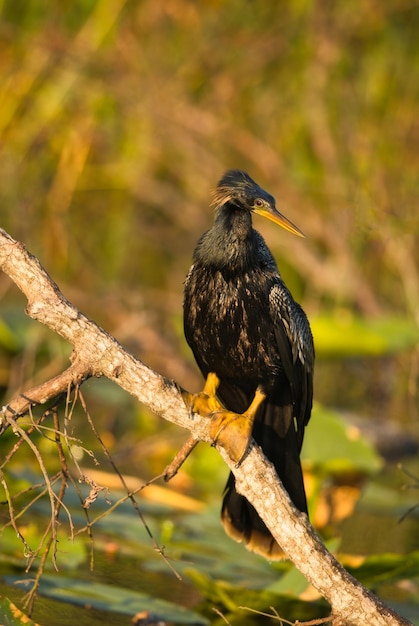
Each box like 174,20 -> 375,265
164,434 -> 200,480
52,406 -> 75,541
23,449 -> 69,615
239,605 -> 334,624
73,472 -> 166,536
1,361 -> 91,432
3,414 -> 59,561
0,228 -> 412,626
0,470 -> 34,558
77,388 -> 182,581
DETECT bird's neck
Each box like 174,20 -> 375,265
194,204 -> 256,272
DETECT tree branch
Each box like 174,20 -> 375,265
0,227 -> 412,626
1,362 -> 90,431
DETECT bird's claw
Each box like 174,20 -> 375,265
209,410 -> 253,465
182,372 -> 225,418
182,373 -> 260,465
181,388 -> 224,419
182,390 -> 251,464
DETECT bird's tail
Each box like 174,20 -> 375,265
220,398 -> 307,560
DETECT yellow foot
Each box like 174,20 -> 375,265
210,387 -> 267,465
182,372 -> 224,416
209,410 -> 254,464
183,374 -> 267,466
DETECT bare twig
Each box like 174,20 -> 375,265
72,474 -> 163,536
240,605 -> 334,624
77,388 -> 182,580
3,414 -> 59,561
164,434 -> 200,480
0,470 -> 34,558
1,362 -> 91,432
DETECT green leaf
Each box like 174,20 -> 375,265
0,597 -> 42,626
184,569 -> 328,624
302,404 -> 383,475
5,576 -> 208,625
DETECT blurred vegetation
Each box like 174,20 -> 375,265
1,0 -> 419,390
1,1 -> 419,624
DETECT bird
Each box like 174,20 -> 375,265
183,169 -> 314,560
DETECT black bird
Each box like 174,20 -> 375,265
183,170 -> 314,559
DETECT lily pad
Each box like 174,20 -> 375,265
5,576 -> 208,625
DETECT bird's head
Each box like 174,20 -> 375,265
212,169 -> 304,238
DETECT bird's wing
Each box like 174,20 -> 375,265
269,282 -> 314,449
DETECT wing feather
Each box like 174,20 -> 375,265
269,282 -> 314,449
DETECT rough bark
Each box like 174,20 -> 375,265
0,227 -> 412,626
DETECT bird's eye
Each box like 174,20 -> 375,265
255,199 -> 264,207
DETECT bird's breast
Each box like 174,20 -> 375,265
184,265 -> 281,385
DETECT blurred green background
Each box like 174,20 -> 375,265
1,1 -> 419,624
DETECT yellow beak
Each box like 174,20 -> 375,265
253,205 -> 305,238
